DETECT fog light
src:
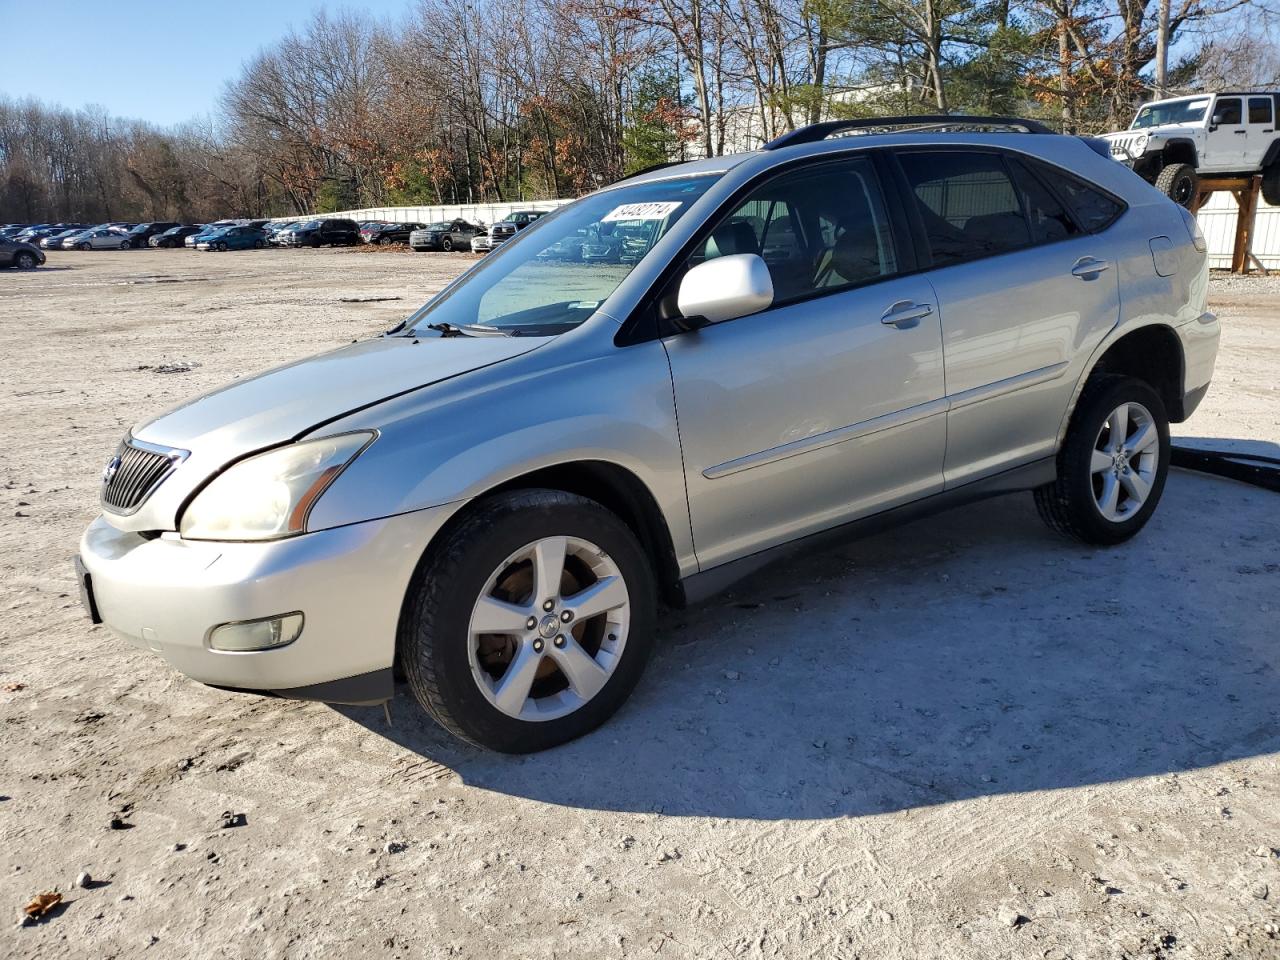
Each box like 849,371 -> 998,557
208,613 -> 304,652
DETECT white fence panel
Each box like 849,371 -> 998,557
1197,191 -> 1280,269
273,199 -> 572,227
278,190 -> 1280,269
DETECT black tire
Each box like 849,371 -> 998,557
400,489 -> 657,753
1262,163 -> 1280,207
76,242 -> 90,251
254,238 -> 265,249
310,237 -> 321,248
215,240 -> 228,252
13,252 -> 38,269
1155,162 -> 1198,208
1034,374 -> 1171,546
441,237 -> 453,252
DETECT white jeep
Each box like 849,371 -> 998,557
1101,91 -> 1280,208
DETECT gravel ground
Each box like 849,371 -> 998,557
0,250 -> 1277,959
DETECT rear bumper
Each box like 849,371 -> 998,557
78,503 -> 458,702
1176,311 -> 1220,420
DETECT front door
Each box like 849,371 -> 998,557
664,155 -> 947,570
1204,96 -> 1246,171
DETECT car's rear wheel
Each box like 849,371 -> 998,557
1155,162 -> 1198,208
118,238 -> 131,250
441,237 -> 454,252
400,489 -> 656,753
1034,374 -> 1170,545
1262,163 -> 1280,207
14,251 -> 37,269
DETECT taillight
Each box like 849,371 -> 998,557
1178,205 -> 1207,253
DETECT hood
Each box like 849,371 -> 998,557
111,334 -> 547,533
136,334 -> 546,456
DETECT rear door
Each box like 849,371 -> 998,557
1246,96 -> 1275,168
891,148 -> 1121,487
663,153 -> 947,568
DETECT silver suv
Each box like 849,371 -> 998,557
78,116 -> 1220,753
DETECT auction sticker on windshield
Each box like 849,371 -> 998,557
602,201 -> 683,223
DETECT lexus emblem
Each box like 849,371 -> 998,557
102,455 -> 122,486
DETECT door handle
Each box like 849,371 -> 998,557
1071,257 -> 1110,279
880,300 -> 932,327
1234,129 -> 1247,135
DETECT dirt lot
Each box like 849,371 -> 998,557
1,248 -> 1277,959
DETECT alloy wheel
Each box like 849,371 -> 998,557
467,535 -> 630,722
1091,401 -> 1159,522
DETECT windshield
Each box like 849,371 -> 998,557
1132,97 -> 1210,129
427,222 -> 451,230
406,176 -> 718,337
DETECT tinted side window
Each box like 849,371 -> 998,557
898,151 -> 1031,266
692,156 -> 899,306
1216,98 -> 1242,125
1248,97 -> 1273,125
1029,160 -> 1126,233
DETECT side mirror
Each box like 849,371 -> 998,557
676,253 -> 774,327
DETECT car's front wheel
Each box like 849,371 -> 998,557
13,251 -> 38,269
1035,374 -> 1170,545
441,237 -> 454,252
400,490 -> 657,752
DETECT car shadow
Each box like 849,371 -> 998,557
338,460 -> 1280,820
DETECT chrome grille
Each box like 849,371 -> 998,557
101,439 -> 186,514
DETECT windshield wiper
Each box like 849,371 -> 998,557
425,321 -> 513,338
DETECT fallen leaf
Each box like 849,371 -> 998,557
23,891 -> 62,918
3,682 -> 25,693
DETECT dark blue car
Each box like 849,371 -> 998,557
196,225 -> 268,252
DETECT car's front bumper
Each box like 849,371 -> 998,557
78,503 -> 458,703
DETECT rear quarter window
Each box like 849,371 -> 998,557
1025,159 -> 1126,233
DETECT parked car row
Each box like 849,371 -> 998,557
2,209 -> 558,267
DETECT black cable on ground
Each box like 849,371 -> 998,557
1169,446 -> 1280,493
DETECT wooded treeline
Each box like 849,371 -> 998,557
3,0 -> 1276,222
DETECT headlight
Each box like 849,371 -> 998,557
180,432 -> 374,541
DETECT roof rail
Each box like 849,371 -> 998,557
763,115 -> 1056,150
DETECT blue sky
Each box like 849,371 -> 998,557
0,0 -> 417,127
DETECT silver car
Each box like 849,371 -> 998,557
65,227 -> 131,251
78,115 -> 1219,752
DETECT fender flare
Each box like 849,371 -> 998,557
1261,138 -> 1280,169
1158,138 -> 1199,168
1052,319 -> 1187,449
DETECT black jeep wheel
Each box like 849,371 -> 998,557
1155,163 -> 1198,208
1262,164 -> 1280,207
441,236 -> 453,252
